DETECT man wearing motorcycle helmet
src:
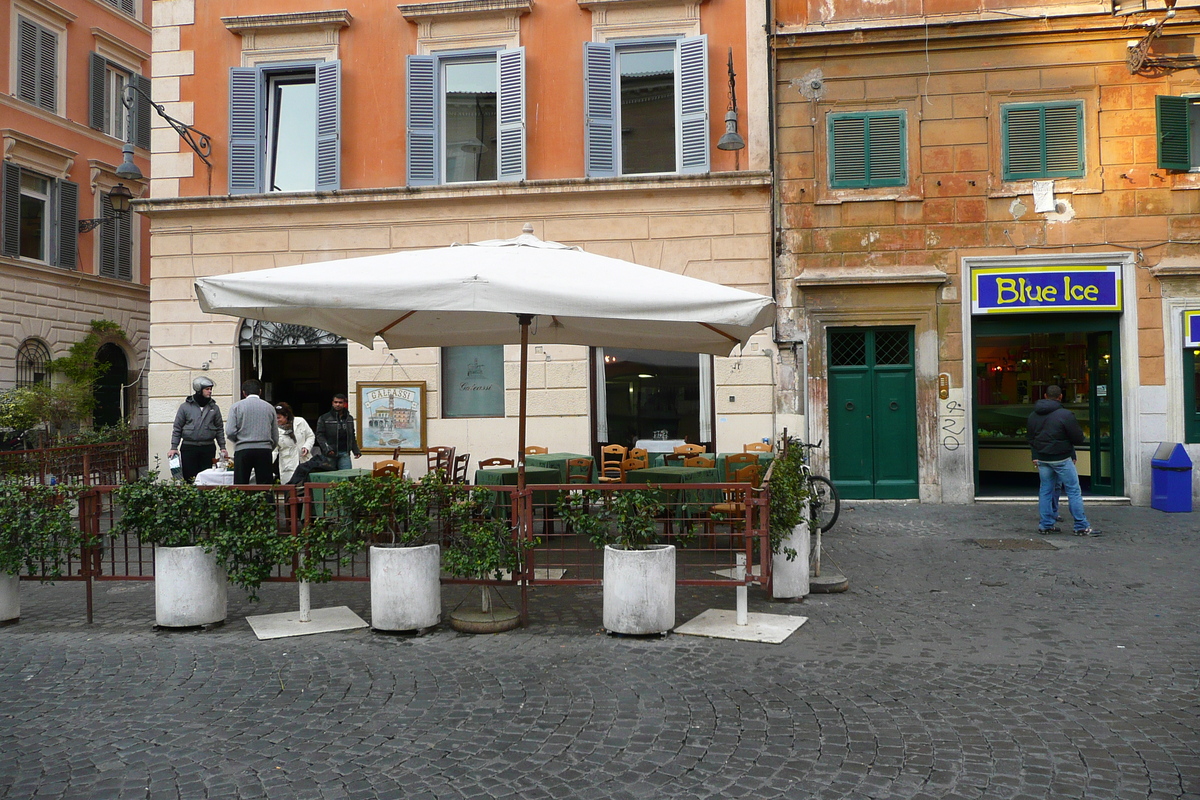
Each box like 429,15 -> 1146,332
168,376 -> 228,481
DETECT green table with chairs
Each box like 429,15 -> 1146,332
623,465 -> 722,515
647,451 -> 712,468
307,467 -> 373,515
524,453 -> 594,483
474,465 -> 561,529
715,452 -> 774,479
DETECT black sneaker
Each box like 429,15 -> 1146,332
1037,527 -> 1061,535
1073,528 -> 1101,537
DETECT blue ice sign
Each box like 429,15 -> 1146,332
972,265 -> 1122,315
1185,310 -> 1200,348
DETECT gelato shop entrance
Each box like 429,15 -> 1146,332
972,314 -> 1122,497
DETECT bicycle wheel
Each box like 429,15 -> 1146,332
808,475 -> 840,533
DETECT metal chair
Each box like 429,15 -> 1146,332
452,453 -> 470,484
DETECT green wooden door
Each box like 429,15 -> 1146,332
827,328 -> 919,499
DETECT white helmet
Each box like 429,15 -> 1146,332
192,376 -> 215,393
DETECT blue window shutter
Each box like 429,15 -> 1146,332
2,163 -> 20,258
229,66 -> 261,194
1156,96 -> 1191,171
497,48 -> 526,182
56,179 -> 78,269
134,73 -> 152,150
89,53 -> 106,131
677,35 -> 709,174
315,60 -> 341,191
584,42 -> 617,178
407,55 -> 438,186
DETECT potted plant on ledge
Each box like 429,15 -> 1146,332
559,487 -> 670,635
0,480 -> 83,624
114,474 -> 293,627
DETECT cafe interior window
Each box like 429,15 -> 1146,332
601,348 -> 704,447
1187,347 -> 1200,443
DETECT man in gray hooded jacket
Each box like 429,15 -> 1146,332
168,377 -> 228,481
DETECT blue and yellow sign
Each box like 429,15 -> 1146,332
972,265 -> 1122,315
1185,310 -> 1200,348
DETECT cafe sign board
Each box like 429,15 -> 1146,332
1185,310 -> 1200,348
972,265 -> 1122,315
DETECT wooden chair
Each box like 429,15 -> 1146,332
706,463 -> 763,545
629,447 -> 648,463
427,446 -> 455,477
372,459 -> 403,477
452,453 -> 470,484
566,458 -> 593,483
598,444 -> 627,482
673,443 -> 704,455
723,452 -> 759,481
663,453 -> 687,467
391,446 -> 405,461
744,441 -> 772,454
478,457 -> 514,469
620,457 -> 647,473
684,456 -> 715,468
524,445 -> 548,455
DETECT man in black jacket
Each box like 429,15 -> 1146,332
315,393 -> 361,470
1027,385 -> 1096,536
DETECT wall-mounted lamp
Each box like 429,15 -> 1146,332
78,183 -> 133,233
122,83 -> 213,170
716,48 -> 745,151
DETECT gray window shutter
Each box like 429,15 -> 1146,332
56,179 -> 78,269
2,163 -> 20,258
229,67 -> 262,194
584,42 -> 617,178
120,0 -> 136,15
99,196 -> 117,278
1157,95 -> 1191,171
315,60 -> 341,191
497,48 -> 526,182
407,55 -> 438,186
90,53 -> 107,131
116,200 -> 132,280
677,35 -> 709,174
38,25 -> 56,113
17,19 -> 40,106
134,73 -> 152,149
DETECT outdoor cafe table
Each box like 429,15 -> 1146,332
194,468 -> 234,486
307,467 -> 372,513
473,466 -> 561,529
715,451 -> 775,478
524,452 -> 594,483
623,465 -> 722,515
647,451 -> 713,468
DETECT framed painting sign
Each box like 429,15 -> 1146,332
357,381 -> 427,454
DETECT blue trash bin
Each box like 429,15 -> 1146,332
1150,442 -> 1193,513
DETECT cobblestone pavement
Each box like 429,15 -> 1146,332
1,501 -> 1197,799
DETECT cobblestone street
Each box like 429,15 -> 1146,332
1,501 -> 1197,799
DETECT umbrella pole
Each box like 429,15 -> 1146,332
516,314 -> 532,626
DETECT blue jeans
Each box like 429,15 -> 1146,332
1038,458 -> 1089,531
336,453 -> 354,470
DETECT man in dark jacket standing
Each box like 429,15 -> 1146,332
168,376 -> 228,482
315,393 -> 361,470
1027,385 -> 1096,536
225,379 -> 278,485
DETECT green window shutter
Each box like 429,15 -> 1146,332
829,111 -> 905,188
1002,102 -> 1084,180
1156,95 -> 1191,171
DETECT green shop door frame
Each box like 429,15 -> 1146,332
972,313 -> 1123,496
826,327 -> 919,499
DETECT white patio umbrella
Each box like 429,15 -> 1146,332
195,227 -> 776,487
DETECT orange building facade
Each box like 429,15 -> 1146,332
1,0 -> 151,427
772,0 -> 1200,507
143,0 -> 778,467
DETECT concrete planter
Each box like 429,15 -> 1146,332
771,521 -> 811,601
603,544 -> 675,635
155,545 -> 227,627
370,543 -> 441,632
0,572 -> 19,623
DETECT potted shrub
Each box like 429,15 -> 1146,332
441,481 -> 530,633
559,487 -> 671,635
0,480 -> 83,623
766,435 -> 810,601
299,472 -> 440,632
114,473 -> 293,627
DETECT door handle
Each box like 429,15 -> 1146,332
889,401 -> 899,411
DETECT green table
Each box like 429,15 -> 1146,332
647,452 -> 712,468
525,453 -> 594,483
474,466 -> 561,527
308,468 -> 372,516
624,466 -> 721,514
716,452 -> 775,480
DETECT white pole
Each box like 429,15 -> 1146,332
735,553 -> 748,626
297,553 -> 311,622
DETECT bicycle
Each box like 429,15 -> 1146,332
797,440 -> 840,533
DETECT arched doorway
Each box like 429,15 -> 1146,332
93,343 -> 128,427
238,320 -> 347,427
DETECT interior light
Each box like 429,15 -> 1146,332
637,373 -> 654,379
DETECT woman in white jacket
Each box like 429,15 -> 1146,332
273,402 -> 315,483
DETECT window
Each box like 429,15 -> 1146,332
1001,101 -> 1084,181
1187,347 -> 1200,443
584,36 -> 708,178
828,111 -> 907,189
1,162 -> 77,267
16,339 -> 51,387
89,54 -> 151,148
1155,95 -> 1200,171
100,0 -> 136,17
98,188 -> 133,281
229,61 -> 341,194
16,16 -> 58,113
407,48 -> 525,186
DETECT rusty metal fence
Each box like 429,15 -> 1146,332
0,429 -> 148,486
19,478 -> 772,624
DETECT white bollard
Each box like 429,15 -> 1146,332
735,553 -> 748,626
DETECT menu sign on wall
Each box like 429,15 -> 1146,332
972,265 -> 1122,315
442,345 -> 505,418
1185,310 -> 1200,348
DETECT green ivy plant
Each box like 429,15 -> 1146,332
441,484 -> 527,582
114,473 -> 293,600
765,435 -> 811,561
0,480 -> 83,581
557,488 -> 667,550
